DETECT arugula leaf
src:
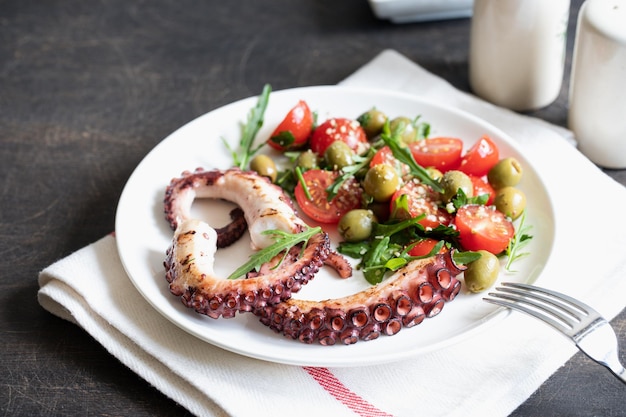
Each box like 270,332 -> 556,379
295,166 -> 312,200
379,122 -> 443,193
505,211 -> 533,272
415,119 -> 431,140
269,130 -> 295,149
453,250 -> 481,265
450,188 -> 489,212
326,151 -> 373,200
228,226 -> 322,279
361,235 -> 393,284
223,84 -> 271,169
337,213 -> 462,285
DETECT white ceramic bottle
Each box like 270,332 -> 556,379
469,0 -> 571,111
568,0 -> 626,168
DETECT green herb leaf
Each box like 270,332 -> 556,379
505,211 -> 533,272
450,188 -> 489,211
380,122 -> 442,193
453,250 -> 481,265
269,131 -> 295,149
415,120 -> 430,140
325,152 -> 373,200
295,166 -> 312,200
228,226 -> 322,280
384,257 -> 408,271
229,84 -> 271,169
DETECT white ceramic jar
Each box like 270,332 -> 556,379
568,0 -> 626,168
469,0 -> 571,111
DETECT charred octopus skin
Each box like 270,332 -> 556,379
163,168 -> 332,319
164,167 -> 305,250
165,220 -> 330,318
255,250 -> 466,345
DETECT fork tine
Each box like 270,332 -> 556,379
501,282 -> 594,317
491,285 -> 585,328
484,293 -> 572,334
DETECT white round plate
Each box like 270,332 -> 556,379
115,86 -> 555,367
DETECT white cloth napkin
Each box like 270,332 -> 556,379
38,49 -> 626,417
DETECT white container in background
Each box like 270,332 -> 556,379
568,0 -> 626,168
469,0 -> 570,111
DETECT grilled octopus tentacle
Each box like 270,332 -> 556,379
254,250 -> 465,345
163,168 -> 331,318
165,167 -> 304,249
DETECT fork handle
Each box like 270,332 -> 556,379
608,364 -> 626,385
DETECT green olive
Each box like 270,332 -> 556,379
494,186 -> 526,220
363,164 -> 400,202
389,116 -> 417,144
324,140 -> 354,169
358,109 -> 388,139
464,250 -> 500,293
426,167 -> 443,181
440,170 -> 474,202
250,154 -> 277,183
296,150 -> 319,170
488,157 -> 523,189
338,209 -> 377,242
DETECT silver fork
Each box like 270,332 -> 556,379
484,282 -> 626,385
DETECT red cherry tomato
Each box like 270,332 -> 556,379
408,137 -> 463,172
470,175 -> 495,205
310,118 -> 368,156
390,181 -> 451,229
458,135 -> 500,177
294,169 -> 362,224
407,238 -> 444,257
370,145 -> 410,175
454,204 -> 514,254
267,100 -> 313,151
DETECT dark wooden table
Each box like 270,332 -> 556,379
2,0 -> 624,415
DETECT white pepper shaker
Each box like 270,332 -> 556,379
568,0 -> 626,168
469,0 -> 571,111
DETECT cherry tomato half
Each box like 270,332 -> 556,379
267,100 -> 313,151
370,145 -> 410,176
309,118 -> 368,156
390,181 -> 451,229
294,169 -> 362,224
458,135 -> 500,177
470,175 -> 495,205
454,204 -> 514,254
407,238 -> 445,257
409,137 -> 463,172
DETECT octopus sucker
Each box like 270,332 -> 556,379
165,219 -> 330,318
254,250 -> 466,345
163,168 -> 332,319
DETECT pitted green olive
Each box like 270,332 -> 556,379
494,186 -> 526,220
324,140 -> 354,169
358,109 -> 388,139
440,170 -> 474,202
250,154 -> 277,183
488,157 -> 523,189
464,250 -> 500,293
363,164 -> 400,202
296,150 -> 319,170
389,116 -> 417,144
338,209 -> 377,242
426,167 -> 444,181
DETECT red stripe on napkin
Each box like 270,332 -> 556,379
303,367 -> 394,417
